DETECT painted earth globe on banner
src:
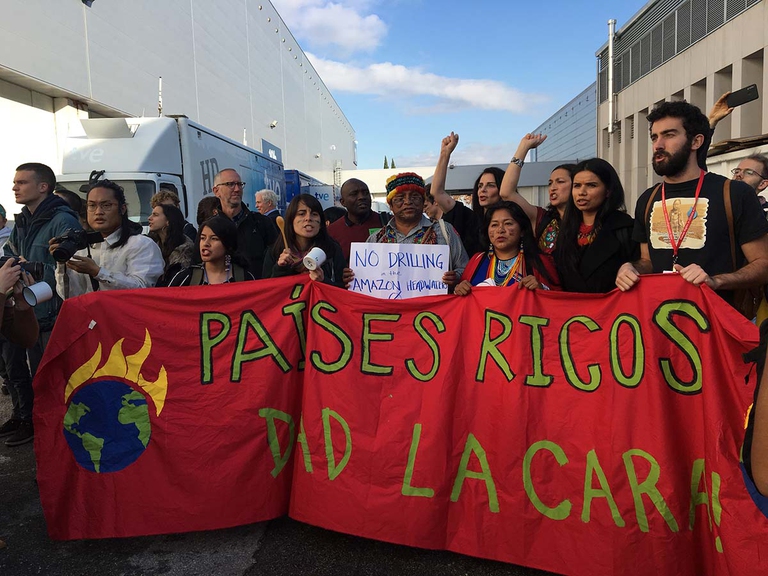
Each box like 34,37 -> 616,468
63,380 -> 151,473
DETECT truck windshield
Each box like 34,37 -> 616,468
58,180 -> 156,225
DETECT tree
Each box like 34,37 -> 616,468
384,156 -> 389,169
391,158 -> 396,168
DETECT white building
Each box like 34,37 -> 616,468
596,0 -> 766,210
0,0 -> 355,215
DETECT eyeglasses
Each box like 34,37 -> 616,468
391,193 -> 424,207
216,181 -> 246,189
731,168 -> 768,179
86,202 -> 118,212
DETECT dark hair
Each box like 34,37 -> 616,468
746,154 -> 768,178
86,179 -> 141,249
544,164 -> 577,214
324,206 -> 347,225
482,201 -> 552,284
197,214 -> 250,270
646,101 -> 710,146
16,162 -> 56,194
54,186 -> 84,215
556,158 -> 626,278
471,167 -> 505,219
272,194 -> 333,257
149,204 -> 187,262
196,196 -> 222,227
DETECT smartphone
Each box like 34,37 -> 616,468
726,84 -> 759,108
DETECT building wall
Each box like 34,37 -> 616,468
531,83 -> 597,163
0,0 -> 354,216
597,0 -> 768,212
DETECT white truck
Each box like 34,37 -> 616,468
57,116 -> 285,225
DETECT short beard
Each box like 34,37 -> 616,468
652,140 -> 692,177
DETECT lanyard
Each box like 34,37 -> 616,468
661,169 -> 705,266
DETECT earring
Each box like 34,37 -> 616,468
225,254 -> 231,268
520,240 -> 524,252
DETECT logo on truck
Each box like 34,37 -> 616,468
200,158 -> 220,195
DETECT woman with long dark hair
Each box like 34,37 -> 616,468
148,203 -> 194,287
499,133 -> 575,254
555,158 -> 638,293
263,193 -> 345,287
52,179 -> 164,297
470,167 -> 505,221
169,214 -> 254,286
455,201 -> 559,295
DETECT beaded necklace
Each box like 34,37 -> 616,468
487,250 -> 524,286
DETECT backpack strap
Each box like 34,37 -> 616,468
643,183 -> 662,226
232,263 -> 245,282
438,218 -> 449,244
190,266 -> 204,286
723,179 -> 737,270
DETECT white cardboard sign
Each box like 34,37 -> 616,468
348,242 -> 449,300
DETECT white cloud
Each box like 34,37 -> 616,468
307,54 -> 548,113
272,0 -> 387,53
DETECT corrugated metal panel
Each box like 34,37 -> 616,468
691,0 -> 707,43
677,1 -> 691,51
599,69 -> 608,103
641,35 -> 652,75
601,0 -> 756,95
707,0 -> 725,32
662,13 -> 676,61
651,24 -> 663,68
727,0 -> 746,19
631,42 -> 641,82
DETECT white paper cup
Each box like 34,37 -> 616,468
303,247 -> 327,271
22,282 -> 53,307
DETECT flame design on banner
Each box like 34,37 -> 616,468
65,329 -> 168,416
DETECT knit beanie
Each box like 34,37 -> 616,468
385,172 -> 425,204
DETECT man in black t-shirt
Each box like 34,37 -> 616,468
615,101 -> 768,302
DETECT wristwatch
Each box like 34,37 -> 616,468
510,157 -> 524,168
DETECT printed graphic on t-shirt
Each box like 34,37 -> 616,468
648,197 -> 709,250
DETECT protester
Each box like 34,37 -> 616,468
168,215 -> 255,286
749,336 -> 768,499
615,101 -> 768,308
151,187 -> 197,241
2,162 -> 81,447
0,204 -> 10,249
428,133 -> 483,256
54,185 -> 87,229
196,196 -> 221,227
0,260 -> 39,347
455,201 -> 559,296
499,133 -> 575,254
323,206 -> 346,227
148,203 -> 195,287
212,169 -> 278,279
264,194 -> 345,286
255,189 -> 281,226
556,158 -> 637,293
0,259 -> 41,446
343,173 -> 468,288
328,178 -> 388,263
52,179 -> 164,298
424,187 -> 443,220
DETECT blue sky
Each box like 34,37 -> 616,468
271,0 -> 641,169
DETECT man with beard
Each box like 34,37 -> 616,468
328,178 -> 388,263
615,101 -> 768,306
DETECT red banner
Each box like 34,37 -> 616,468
34,275 -> 768,575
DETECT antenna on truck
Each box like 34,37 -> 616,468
158,76 -> 163,117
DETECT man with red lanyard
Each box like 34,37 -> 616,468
615,101 -> 768,306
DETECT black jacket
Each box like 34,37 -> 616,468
263,238 -> 346,288
233,206 -> 279,279
560,211 -> 638,293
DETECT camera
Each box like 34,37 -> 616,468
51,229 -> 104,262
0,257 -> 45,282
